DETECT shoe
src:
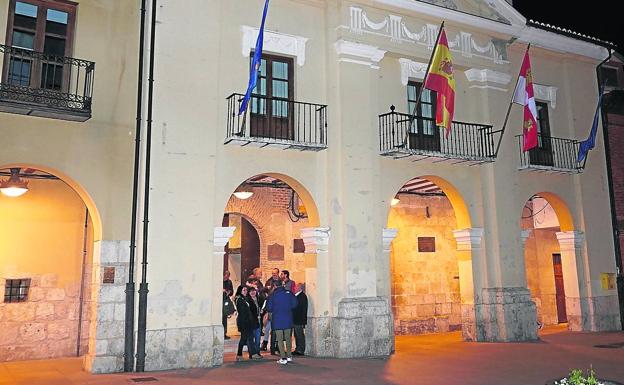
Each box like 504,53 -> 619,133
277,358 -> 288,365
286,357 -> 293,362
252,354 -> 262,360
292,351 -> 303,356
270,351 -> 278,356
261,341 -> 268,351
224,335 -> 231,340
235,355 -> 243,362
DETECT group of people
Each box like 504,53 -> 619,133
223,267 -> 308,365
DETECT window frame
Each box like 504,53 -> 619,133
535,100 -> 551,149
249,52 -> 294,118
407,80 -> 436,136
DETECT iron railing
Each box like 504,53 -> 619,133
0,44 -> 95,116
379,106 -> 497,162
516,134 -> 583,172
226,93 -> 327,149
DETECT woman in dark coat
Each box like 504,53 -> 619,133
235,286 -> 262,361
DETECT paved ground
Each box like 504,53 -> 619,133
1,326 -> 623,385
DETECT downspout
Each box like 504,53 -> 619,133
125,0 -> 148,372
76,207 -> 89,356
136,0 -> 158,372
596,49 -> 624,330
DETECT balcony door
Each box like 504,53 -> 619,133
407,81 -> 440,152
528,101 -> 554,166
3,0 -> 76,92
250,53 -> 294,140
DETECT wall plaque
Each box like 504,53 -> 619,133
103,267 -> 116,284
293,239 -> 305,253
268,243 -> 285,261
418,237 -> 436,252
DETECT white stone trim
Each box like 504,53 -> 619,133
301,227 -> 331,253
334,40 -> 386,69
533,84 -> 558,109
518,26 -> 608,61
398,58 -> 427,84
241,26 -> 308,66
453,228 -> 484,251
213,226 -> 236,250
382,228 -> 398,252
556,231 -> 585,251
464,68 -> 512,92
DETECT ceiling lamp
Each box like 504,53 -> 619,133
391,197 -> 400,206
233,189 -> 253,200
0,168 -> 29,197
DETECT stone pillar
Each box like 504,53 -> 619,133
382,228 -> 398,351
85,240 -> 130,373
301,227 -> 332,356
555,231 -> 585,330
452,228 -> 483,341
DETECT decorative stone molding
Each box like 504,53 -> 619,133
213,227 -> 236,253
334,39 -> 386,69
398,58 -> 427,84
464,68 -> 512,91
556,231 -> 585,251
343,6 -> 507,64
382,228 -> 398,251
520,229 -> 532,245
241,26 -> 308,66
533,84 -> 558,108
301,227 -> 331,253
452,228 -> 484,251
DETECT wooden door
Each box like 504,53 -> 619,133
552,253 -> 568,323
240,217 -> 260,283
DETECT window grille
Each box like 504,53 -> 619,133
4,278 -> 31,303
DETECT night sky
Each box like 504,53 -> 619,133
512,1 -> 623,52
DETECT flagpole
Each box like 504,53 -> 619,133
401,21 -> 445,147
493,43 -> 530,158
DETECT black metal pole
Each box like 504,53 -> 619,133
136,0 -> 157,372
125,0 -> 147,372
76,207 -> 89,357
595,50 -> 624,330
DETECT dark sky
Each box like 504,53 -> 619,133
512,1 -> 623,51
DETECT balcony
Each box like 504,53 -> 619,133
225,93 -> 327,151
0,44 -> 94,122
379,106 -> 498,164
517,135 -> 583,174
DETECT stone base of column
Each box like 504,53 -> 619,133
461,304 -> 477,341
141,325 -> 223,371
475,287 -> 538,342
307,297 -> 393,358
566,295 -> 622,332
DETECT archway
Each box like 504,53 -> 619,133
387,175 -> 475,339
220,173 -> 320,359
0,164 -> 102,362
521,192 -> 577,330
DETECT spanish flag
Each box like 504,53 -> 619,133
424,28 -> 455,134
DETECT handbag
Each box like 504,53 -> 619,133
223,295 -> 235,316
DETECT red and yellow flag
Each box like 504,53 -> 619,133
424,28 -> 456,134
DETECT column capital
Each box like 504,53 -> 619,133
213,226 -> 236,251
556,231 -> 585,251
520,229 -> 533,245
382,228 -> 398,252
453,228 -> 484,251
301,227 -> 331,254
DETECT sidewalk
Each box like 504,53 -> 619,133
1,326 -> 623,385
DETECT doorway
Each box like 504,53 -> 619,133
552,253 -> 568,323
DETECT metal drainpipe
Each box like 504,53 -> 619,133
76,207 -> 89,356
125,0 -> 148,372
136,0 -> 157,372
596,49 -> 624,330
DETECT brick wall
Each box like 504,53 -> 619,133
607,114 -> 624,269
225,186 -> 310,285
387,194 -> 461,335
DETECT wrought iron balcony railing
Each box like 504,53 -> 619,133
0,44 -> 95,121
516,135 -> 583,173
379,106 -> 498,163
226,93 -> 327,151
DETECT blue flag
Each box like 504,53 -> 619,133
238,0 -> 270,116
577,88 -> 604,163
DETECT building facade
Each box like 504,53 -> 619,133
0,0 -> 621,373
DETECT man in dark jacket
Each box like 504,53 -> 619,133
223,271 -> 234,340
292,283 -> 308,356
266,280 -> 297,364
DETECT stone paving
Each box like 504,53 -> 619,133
1,326 -> 623,385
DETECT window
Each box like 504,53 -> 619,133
535,101 -> 551,148
4,0 -> 76,89
407,81 -> 436,135
600,66 -> 620,88
4,278 -> 31,303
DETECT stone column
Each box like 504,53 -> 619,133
301,227 -> 332,356
555,231 -> 585,331
452,228 -> 483,341
382,228 -> 398,351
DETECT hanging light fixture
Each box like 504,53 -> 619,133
233,184 -> 253,200
391,197 -> 400,206
0,168 -> 29,197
